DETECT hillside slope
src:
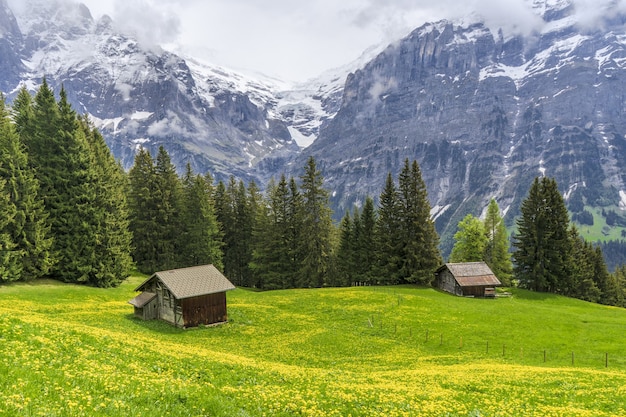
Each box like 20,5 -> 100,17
1,279 -> 625,416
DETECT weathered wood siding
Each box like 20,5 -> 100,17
134,297 -> 158,320
461,286 -> 486,297
437,270 -> 462,296
182,293 -> 228,328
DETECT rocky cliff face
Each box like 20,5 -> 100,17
2,0 -> 625,253
301,2 -> 626,250
0,0 -> 327,183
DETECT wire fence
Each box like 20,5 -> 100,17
363,317 -> 623,369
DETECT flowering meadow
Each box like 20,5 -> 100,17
1,277 -> 625,416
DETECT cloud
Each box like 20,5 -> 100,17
109,0 -> 180,50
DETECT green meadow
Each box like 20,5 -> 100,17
1,275 -> 626,416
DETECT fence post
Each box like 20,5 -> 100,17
544,350 -> 546,363
572,352 -> 574,366
440,334 -> 443,346
459,336 -> 463,349
486,341 -> 489,354
606,352 -> 608,368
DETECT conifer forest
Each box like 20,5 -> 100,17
1,82 -> 626,307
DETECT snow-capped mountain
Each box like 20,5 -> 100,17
2,0 -> 626,255
0,0 -> 357,182
297,0 -> 626,251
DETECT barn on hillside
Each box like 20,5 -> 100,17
128,264 -> 235,328
435,262 -> 501,297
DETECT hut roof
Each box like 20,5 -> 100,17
128,291 -> 156,307
135,264 -> 235,300
437,262 -> 501,287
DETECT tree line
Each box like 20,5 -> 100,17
1,82 -> 625,308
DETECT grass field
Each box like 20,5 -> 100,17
1,275 -> 626,416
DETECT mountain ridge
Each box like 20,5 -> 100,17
1,0 -> 625,256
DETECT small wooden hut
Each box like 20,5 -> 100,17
129,264 -> 235,328
435,262 -> 501,297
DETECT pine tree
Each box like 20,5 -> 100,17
286,177 -> 305,287
152,145 -> 182,271
449,214 -> 487,263
179,163 -> 223,269
568,226 -> 600,302
251,175 -> 290,289
1,95 -> 53,281
22,82 -> 98,283
375,172 -> 403,284
128,147 -> 159,273
0,174 -> 18,281
483,199 -> 512,285
299,156 -> 333,287
79,118 -> 133,286
513,177 -> 572,293
335,210 -> 355,287
397,159 -> 441,284
356,197 -> 377,283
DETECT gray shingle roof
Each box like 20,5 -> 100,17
128,291 -> 156,307
135,264 -> 236,299
438,262 -> 501,287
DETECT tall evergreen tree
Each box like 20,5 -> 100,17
513,177 -> 572,293
219,177 -> 243,285
1,95 -> 53,281
483,199 -> 512,285
22,82 -> 99,283
78,118 -> 133,286
0,175 -> 18,281
179,163 -> 223,269
449,214 -> 487,263
251,175 -> 290,289
568,226 -> 601,302
286,177 -> 305,287
152,145 -> 182,271
128,147 -> 159,273
375,172 -> 403,284
397,159 -> 441,284
356,197 -> 377,283
299,156 -> 333,287
335,210 -> 355,287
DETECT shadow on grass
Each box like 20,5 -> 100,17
124,313 -> 186,335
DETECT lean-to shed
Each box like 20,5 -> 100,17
129,264 -> 235,328
435,262 -> 501,297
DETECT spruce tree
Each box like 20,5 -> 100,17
152,145 -> 182,271
299,156 -> 333,287
568,226 -> 600,302
513,177 -> 572,293
128,147 -> 159,273
286,177 -> 305,287
1,95 -> 53,281
79,118 -> 133,286
357,197 -> 377,283
375,172 -> 403,284
179,163 -> 223,269
23,82 -> 98,283
335,210 -> 355,287
449,214 -> 487,263
397,159 -> 441,284
483,199 -> 512,285
251,175 -> 290,289
0,175 -> 18,281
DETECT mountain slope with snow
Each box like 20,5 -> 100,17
299,0 -> 626,251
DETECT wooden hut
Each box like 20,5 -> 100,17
435,262 -> 501,297
128,264 -> 235,328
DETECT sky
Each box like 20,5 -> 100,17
76,0 -> 626,82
